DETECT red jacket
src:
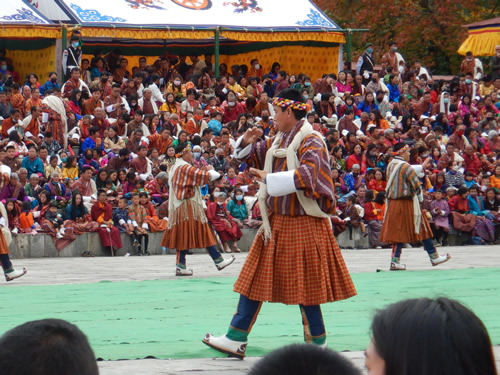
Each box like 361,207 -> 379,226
463,153 -> 482,176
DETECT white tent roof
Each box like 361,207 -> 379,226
0,0 -> 53,24
31,0 -> 71,22
53,0 -> 341,30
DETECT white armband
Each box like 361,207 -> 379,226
106,105 -> 114,113
142,223 -> 148,229
127,219 -> 132,225
132,220 -> 138,227
208,169 -> 221,182
119,219 -> 126,225
266,170 -> 297,197
234,136 -> 252,159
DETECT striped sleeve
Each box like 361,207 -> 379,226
174,164 -> 211,200
293,134 -> 335,208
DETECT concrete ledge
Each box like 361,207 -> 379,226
9,228 -> 258,259
336,227 -> 371,249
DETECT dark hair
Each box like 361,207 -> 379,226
247,344 -> 360,375
175,142 -> 189,155
374,191 -> 386,204
371,297 -> 497,375
70,190 -> 85,220
0,319 -> 98,375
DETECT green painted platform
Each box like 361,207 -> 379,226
1,267 -> 498,360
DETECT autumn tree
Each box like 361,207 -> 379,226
314,0 -> 498,74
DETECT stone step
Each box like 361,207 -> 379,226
9,228 -> 258,259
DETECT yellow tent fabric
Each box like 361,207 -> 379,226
221,45 -> 340,81
79,27 -> 345,44
458,24 -> 500,56
0,25 -> 61,39
83,45 -> 339,82
7,45 -> 57,83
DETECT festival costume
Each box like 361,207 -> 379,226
161,153 -> 234,276
91,201 -> 123,253
203,111 -> 356,358
380,153 -> 451,270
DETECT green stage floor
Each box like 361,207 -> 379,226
1,267 -> 498,360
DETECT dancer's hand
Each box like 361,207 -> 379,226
250,168 -> 268,183
241,127 -> 263,147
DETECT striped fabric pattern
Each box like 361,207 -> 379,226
385,158 -> 422,200
172,164 -> 211,201
245,121 -> 336,216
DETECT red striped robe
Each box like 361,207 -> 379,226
241,120 -> 336,216
170,164 -> 210,200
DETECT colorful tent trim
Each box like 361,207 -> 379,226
458,17 -> 500,57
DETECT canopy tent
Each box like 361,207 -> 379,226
0,0 -> 61,83
458,17 -> 500,57
48,0 -> 345,79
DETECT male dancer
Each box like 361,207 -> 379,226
380,143 -> 451,270
161,143 -> 234,276
203,89 -> 356,359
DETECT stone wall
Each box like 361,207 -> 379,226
9,229 -> 258,259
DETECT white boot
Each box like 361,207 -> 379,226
5,268 -> 27,282
202,333 -> 247,359
176,267 -> 193,276
430,253 -> 451,266
215,255 -> 235,271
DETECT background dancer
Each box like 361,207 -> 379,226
380,143 -> 451,270
203,89 -> 356,359
161,142 -> 234,276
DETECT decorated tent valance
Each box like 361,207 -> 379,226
458,17 -> 500,57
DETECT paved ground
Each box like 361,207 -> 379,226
4,245 -> 500,374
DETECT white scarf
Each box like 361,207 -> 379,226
257,121 -> 330,241
167,158 -> 206,229
42,95 -> 68,148
384,158 -> 421,234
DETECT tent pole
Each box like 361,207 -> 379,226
214,27 -> 220,78
61,26 -> 67,81
345,28 -> 352,71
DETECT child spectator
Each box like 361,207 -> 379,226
45,155 -> 62,180
342,195 -> 366,240
44,201 -> 65,239
128,193 -> 149,255
139,192 -> 167,232
430,189 -> 450,246
62,156 -> 79,180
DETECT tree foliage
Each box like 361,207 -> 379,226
314,0 -> 499,74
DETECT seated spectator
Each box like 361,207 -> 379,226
342,195 -> 366,240
248,344 -> 360,375
467,185 -> 495,243
444,160 -> 465,188
367,168 -> 387,192
0,173 -> 28,205
44,155 -> 62,180
363,189 -> 386,248
62,155 -> 79,180
226,188 -> 261,229
21,146 -> 44,179
0,319 -> 99,375
448,186 -> 475,234
80,127 -> 103,154
44,171 -> 70,208
139,192 -> 167,232
145,171 -> 168,204
78,148 -> 99,175
207,192 -> 242,253
366,297 -> 497,375
91,189 -> 122,255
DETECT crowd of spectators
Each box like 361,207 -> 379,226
0,43 -> 499,253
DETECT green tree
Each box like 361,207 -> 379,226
314,0 -> 497,74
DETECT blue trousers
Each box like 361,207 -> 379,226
226,294 -> 326,345
392,238 -> 436,258
177,246 -> 220,265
